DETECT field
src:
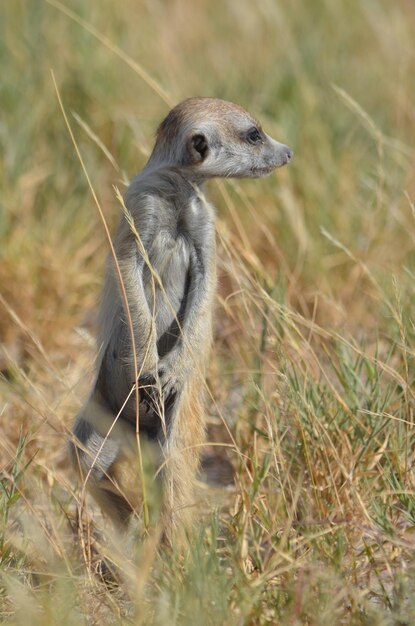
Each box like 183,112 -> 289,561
1,1 -> 415,624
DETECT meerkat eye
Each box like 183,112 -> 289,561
246,127 -> 263,145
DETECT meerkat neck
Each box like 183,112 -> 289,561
143,153 -> 206,186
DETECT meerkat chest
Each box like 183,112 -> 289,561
141,195 -> 214,342
175,195 -> 215,246
146,231 -> 190,283
142,230 -> 191,339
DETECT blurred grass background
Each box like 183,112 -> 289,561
1,0 -> 415,624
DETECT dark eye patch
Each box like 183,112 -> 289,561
246,127 -> 263,145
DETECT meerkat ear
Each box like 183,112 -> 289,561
187,133 -> 209,164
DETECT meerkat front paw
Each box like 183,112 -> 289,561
157,369 -> 178,404
138,371 -> 177,424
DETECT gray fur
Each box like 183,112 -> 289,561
69,97 -> 292,529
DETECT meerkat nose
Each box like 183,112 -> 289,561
284,146 -> 293,163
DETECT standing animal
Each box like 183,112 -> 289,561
69,97 -> 292,538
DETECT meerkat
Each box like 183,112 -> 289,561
69,97 -> 292,537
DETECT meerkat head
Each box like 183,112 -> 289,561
148,97 -> 292,179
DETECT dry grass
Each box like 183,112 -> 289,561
1,1 -> 415,624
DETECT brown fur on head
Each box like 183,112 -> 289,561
148,97 -> 292,177
156,98 -> 250,142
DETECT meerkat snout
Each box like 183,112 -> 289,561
264,139 -> 293,173
281,145 -> 294,164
